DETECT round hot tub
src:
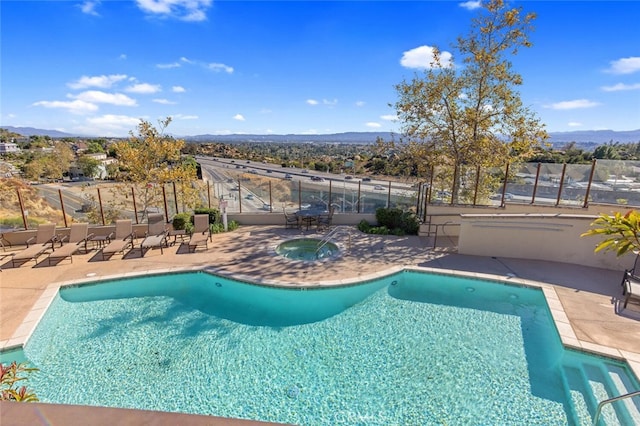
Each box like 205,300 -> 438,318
275,238 -> 340,261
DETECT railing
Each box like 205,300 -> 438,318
592,389 -> 640,425
316,225 -> 352,253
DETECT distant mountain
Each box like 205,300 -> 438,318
3,125 -> 639,147
185,131 -> 397,144
1,126 -> 79,138
547,129 -> 640,145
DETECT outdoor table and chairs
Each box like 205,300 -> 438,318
295,208 -> 328,230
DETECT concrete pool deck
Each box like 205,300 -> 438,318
2,225 -> 640,423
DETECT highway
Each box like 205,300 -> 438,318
196,155 -> 418,213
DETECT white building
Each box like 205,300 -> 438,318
0,142 -> 20,154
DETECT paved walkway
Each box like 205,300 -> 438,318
1,225 -> 640,423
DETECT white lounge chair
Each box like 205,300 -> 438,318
101,220 -> 135,260
140,213 -> 168,256
188,214 -> 211,253
46,223 -> 92,265
10,223 -> 57,267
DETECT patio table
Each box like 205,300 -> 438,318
295,208 -> 327,231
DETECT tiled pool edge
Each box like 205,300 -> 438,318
3,264 -> 640,385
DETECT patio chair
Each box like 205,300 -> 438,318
188,214 -> 211,253
317,206 -> 336,231
46,223 -> 93,265
10,223 -> 57,267
140,213 -> 169,256
623,272 -> 640,308
284,208 -> 300,229
621,254 -> 640,295
101,219 -> 135,260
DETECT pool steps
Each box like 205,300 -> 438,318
561,353 -> 640,425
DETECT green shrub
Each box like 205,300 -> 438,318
172,213 -> 191,230
357,219 -> 371,233
210,220 -> 239,234
194,207 -> 221,224
374,207 -> 419,235
376,207 -> 404,230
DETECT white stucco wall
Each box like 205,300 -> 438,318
457,213 -> 631,270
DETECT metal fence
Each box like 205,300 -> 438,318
2,159 -> 640,230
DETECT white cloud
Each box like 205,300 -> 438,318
459,1 -> 482,11
366,122 -> 382,128
126,83 -> 161,94
153,98 -> 176,105
119,54 -> 127,60
606,57 -> 640,75
174,114 -> 198,120
32,99 -> 98,114
401,45 -> 453,69
601,82 -> 640,92
172,86 -> 186,93
79,0 -> 100,16
233,114 -> 245,121
135,0 -> 212,22
73,91 -> 137,106
82,115 -> 142,134
546,99 -> 600,110
208,63 -> 234,73
355,101 -> 366,107
306,99 -> 319,106
380,114 -> 397,121
68,74 -> 128,89
568,122 -> 583,127
157,62 -> 181,69
323,99 -> 338,106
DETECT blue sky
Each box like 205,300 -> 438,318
1,0 -> 639,137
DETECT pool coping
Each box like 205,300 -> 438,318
2,264 -> 640,382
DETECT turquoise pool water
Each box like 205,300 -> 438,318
5,271 -> 640,425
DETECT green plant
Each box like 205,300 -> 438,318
357,219 -> 371,233
581,210 -> 640,256
1,361 -> 38,402
210,220 -> 239,234
172,213 -> 191,230
374,207 -> 419,235
194,207 -> 221,225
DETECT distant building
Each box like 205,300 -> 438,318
0,142 -> 19,154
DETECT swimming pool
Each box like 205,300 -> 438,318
4,270 -> 640,425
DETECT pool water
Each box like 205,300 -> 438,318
275,238 -> 339,261
7,271 -> 640,425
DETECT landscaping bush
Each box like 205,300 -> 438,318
357,219 -> 371,233
172,213 -> 192,230
210,220 -> 239,234
194,207 -> 221,225
358,208 -> 419,236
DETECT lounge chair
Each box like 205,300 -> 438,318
188,214 -> 211,253
10,223 -> 57,267
101,219 -> 135,260
46,223 -> 92,265
140,213 -> 168,256
284,208 -> 300,229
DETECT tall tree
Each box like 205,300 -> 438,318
111,118 -> 200,219
394,0 -> 547,202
